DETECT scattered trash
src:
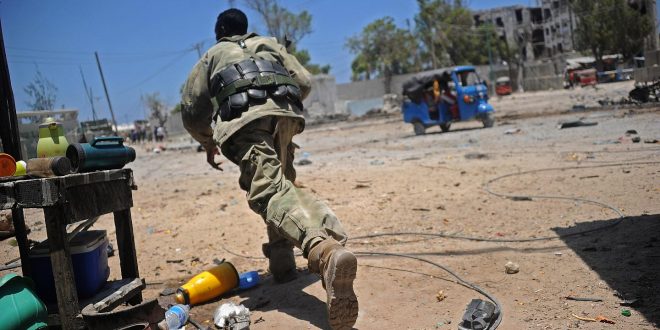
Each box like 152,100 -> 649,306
571,314 -> 615,324
510,196 -> 532,201
435,290 -> 447,302
238,271 -> 260,290
413,208 -> 430,212
106,242 -> 115,257
213,258 -> 225,265
504,261 -> 519,274
621,309 -> 631,317
619,298 -> 640,307
295,159 -> 312,166
176,262 -> 239,305
254,317 -> 265,324
644,138 -> 658,143
160,288 -> 176,296
354,184 -> 370,189
214,302 -> 251,330
554,252 -> 563,256
369,160 -> 385,166
593,140 -> 620,145
459,299 -> 498,330
579,175 -> 599,179
464,152 -> 488,160
166,259 -> 184,264
565,296 -> 603,302
632,136 -> 641,143
625,129 -> 638,135
558,120 -> 598,129
571,104 -> 586,111
504,128 -> 521,135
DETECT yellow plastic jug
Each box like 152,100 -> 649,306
175,261 -> 239,305
36,118 -> 69,158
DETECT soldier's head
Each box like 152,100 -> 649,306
215,8 -> 248,40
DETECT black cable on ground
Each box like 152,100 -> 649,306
354,251 -> 503,329
352,161 -> 660,243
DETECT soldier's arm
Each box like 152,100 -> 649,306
181,59 -> 215,151
277,44 -> 312,100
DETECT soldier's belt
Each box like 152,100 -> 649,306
210,58 -> 302,122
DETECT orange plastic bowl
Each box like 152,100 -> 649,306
0,153 -> 16,177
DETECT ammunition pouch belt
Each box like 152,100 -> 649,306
210,58 -> 302,122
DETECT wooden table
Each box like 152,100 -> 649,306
0,169 -> 142,329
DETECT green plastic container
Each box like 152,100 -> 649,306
0,274 -> 48,330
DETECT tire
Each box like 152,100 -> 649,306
481,113 -> 494,128
439,123 -> 451,132
413,122 -> 426,135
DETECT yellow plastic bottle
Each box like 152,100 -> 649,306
175,261 -> 239,305
36,117 -> 69,158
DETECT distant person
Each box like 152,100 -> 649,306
180,8 -> 358,329
156,126 -> 166,142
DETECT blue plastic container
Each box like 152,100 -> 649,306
238,271 -> 260,290
28,230 -> 110,302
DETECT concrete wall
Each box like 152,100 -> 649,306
303,74 -> 349,122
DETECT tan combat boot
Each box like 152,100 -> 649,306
262,241 -> 298,283
308,238 -> 358,330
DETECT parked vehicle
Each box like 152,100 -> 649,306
402,66 -> 494,135
495,76 -> 512,96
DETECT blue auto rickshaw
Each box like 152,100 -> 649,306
402,66 -> 495,135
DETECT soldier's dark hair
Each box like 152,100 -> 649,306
215,9 -> 248,40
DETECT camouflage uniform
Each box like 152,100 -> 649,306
181,33 -> 348,257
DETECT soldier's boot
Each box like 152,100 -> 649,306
262,241 -> 298,283
308,238 -> 358,330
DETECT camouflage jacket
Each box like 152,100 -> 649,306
181,33 -> 311,149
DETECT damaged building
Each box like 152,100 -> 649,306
473,0 -> 577,60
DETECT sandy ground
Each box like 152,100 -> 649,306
2,81 -> 660,329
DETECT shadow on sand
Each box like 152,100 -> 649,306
553,214 -> 660,327
237,270 -> 330,329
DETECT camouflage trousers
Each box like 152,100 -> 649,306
221,116 -> 348,257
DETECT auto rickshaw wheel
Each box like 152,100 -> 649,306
481,113 -> 495,128
413,122 -> 426,135
439,123 -> 451,132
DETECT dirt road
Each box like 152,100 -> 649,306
2,81 -> 659,329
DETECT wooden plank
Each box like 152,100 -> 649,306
65,179 -> 133,222
82,278 -> 145,313
11,208 -> 31,277
44,206 -> 81,330
113,208 -> 142,305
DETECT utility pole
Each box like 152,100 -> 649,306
192,42 -> 204,58
94,51 -> 118,134
79,66 -> 98,121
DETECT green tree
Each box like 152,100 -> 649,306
572,0 -> 651,70
346,17 -> 418,91
414,0 -> 503,68
24,68 -> 58,110
244,0 -> 329,74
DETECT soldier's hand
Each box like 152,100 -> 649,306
206,146 -> 223,171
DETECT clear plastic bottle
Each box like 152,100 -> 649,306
159,304 -> 190,330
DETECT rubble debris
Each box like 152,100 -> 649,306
619,298 -> 640,307
504,128 -> 521,135
504,261 -> 519,274
621,309 -> 632,317
436,290 -> 447,302
625,130 -> 638,135
412,208 -> 430,212
632,136 -> 641,143
644,138 -> 659,143
571,104 -> 586,111
464,152 -> 488,160
160,287 -> 176,296
572,314 -> 615,324
369,160 -> 385,166
295,159 -> 312,166
558,120 -> 598,129
565,296 -> 603,302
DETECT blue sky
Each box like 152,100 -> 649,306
2,0 -> 537,123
